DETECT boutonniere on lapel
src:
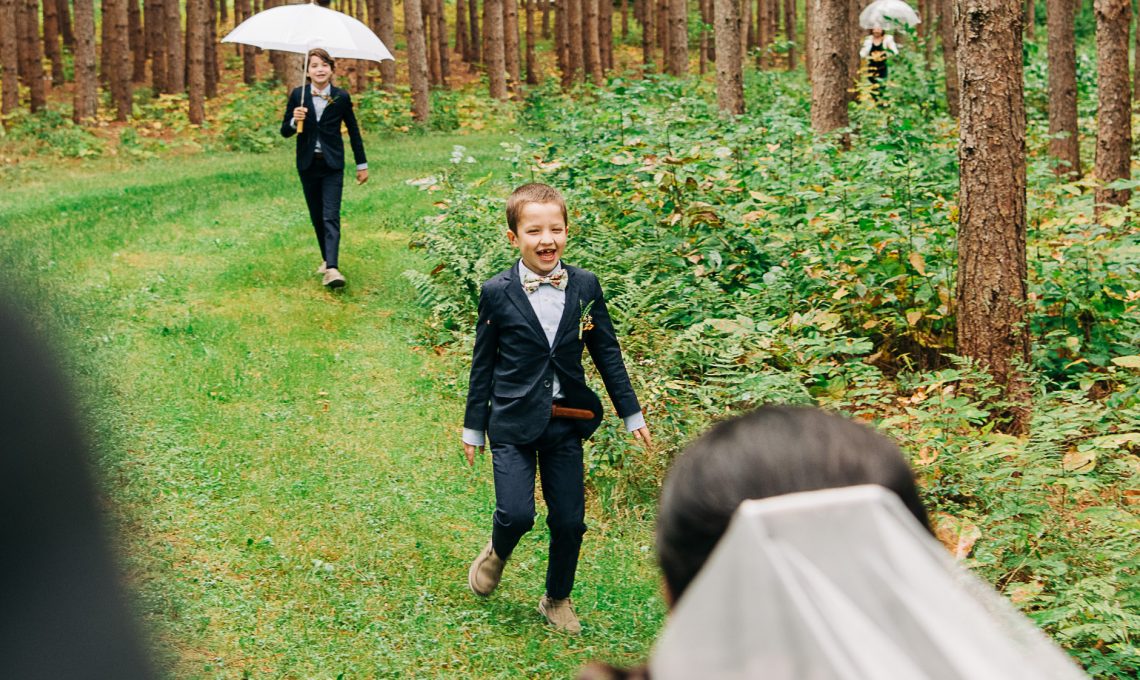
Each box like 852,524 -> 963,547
314,91 -> 340,106
578,300 -> 595,340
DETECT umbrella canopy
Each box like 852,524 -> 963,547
859,0 -> 921,29
221,3 -> 394,62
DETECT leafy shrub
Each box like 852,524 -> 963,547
2,107 -> 104,158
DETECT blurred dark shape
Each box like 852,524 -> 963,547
0,299 -> 155,680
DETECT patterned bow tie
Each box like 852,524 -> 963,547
313,91 -> 333,104
522,270 -> 568,294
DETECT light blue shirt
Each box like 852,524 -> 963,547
291,84 -> 368,171
463,261 -> 646,447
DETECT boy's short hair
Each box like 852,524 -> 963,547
506,183 -> 568,233
307,48 -> 336,72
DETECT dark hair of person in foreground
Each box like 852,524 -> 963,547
0,298 -> 155,680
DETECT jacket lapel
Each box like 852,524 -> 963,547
552,264 -> 581,345
505,263 -> 549,344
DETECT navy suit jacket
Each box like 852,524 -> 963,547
280,84 -> 366,173
463,262 -> 642,446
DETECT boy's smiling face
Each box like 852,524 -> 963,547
508,201 -> 567,275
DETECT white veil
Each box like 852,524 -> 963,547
649,485 -> 1088,680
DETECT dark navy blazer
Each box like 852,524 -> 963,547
463,262 -> 642,446
280,84 -> 366,173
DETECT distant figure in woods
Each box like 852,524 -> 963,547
859,27 -> 899,99
462,183 -> 652,634
0,298 -> 155,680
281,47 -> 368,289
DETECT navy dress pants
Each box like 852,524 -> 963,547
490,417 -> 587,600
299,155 -> 344,269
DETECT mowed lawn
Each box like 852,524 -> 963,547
0,133 -> 664,678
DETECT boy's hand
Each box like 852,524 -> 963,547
632,426 -> 653,449
464,442 -> 484,466
293,106 -> 308,123
356,168 -> 369,185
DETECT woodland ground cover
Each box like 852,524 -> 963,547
407,50 -> 1140,678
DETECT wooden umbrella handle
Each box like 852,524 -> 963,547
297,119 -> 305,134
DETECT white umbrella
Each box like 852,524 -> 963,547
221,2 -> 394,62
859,0 -> 921,29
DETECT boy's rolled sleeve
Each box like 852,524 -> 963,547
462,428 -> 486,447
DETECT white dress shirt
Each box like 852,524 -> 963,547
462,261 -> 645,447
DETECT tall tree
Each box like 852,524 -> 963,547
1025,0 -> 1035,40
584,0 -> 602,84
504,0 -> 521,89
146,0 -> 168,92
956,0 -> 1030,431
235,0 -> 256,84
939,0 -> 959,116
1047,0 -> 1080,177
43,0 -> 63,84
525,0 -> 538,82
1093,0 -> 1131,213
468,0 -> 481,63
557,0 -> 572,86
784,0 -> 795,69
456,0 -> 469,60
666,0 -> 687,75
810,0 -> 848,133
426,0 -> 443,84
485,0 -> 508,97
57,0 -> 73,48
107,0 -> 132,119
374,0 -> 397,86
205,0 -> 219,97
714,0 -> 744,113
73,0 -> 98,121
698,0 -> 710,73
164,0 -> 185,92
0,0 -> 18,117
642,0 -> 655,69
600,0 -> 613,70
542,0 -> 550,38
22,0 -> 47,110
403,0 -> 431,120
568,0 -> 584,79
187,0 -> 206,123
128,0 -> 145,81
436,0 -> 451,81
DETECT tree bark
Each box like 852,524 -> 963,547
783,0 -> 795,69
485,0 -> 508,97
187,0 -> 205,123
205,0 -> 218,97
235,0 -> 255,83
0,0 -> 19,117
526,0 -> 539,82
939,0 -> 959,116
73,0 -> 98,121
426,0 -> 443,85
106,0 -> 132,119
456,0 -> 469,59
956,0 -> 1030,431
165,0 -> 184,92
43,0 -> 63,84
127,0 -> 145,82
468,0 -> 481,63
568,0 -> 584,79
20,0 -> 47,110
146,0 -> 167,91
1025,0 -> 1035,40
810,0 -> 848,133
584,0 -> 602,83
404,0 -> 431,120
375,0 -> 397,86
437,0 -> 451,81
642,0 -> 655,68
699,0 -> 710,73
804,0 -> 811,77
1047,0 -> 1080,177
846,0 -> 861,103
557,0 -> 572,86
504,0 -> 521,89
542,0 -> 551,38
600,0 -> 613,70
57,0 -> 73,48
755,0 -> 766,63
1093,0 -> 1131,212
667,0 -> 687,75
714,0 -> 744,113
621,0 -> 629,41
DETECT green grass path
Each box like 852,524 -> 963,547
0,134 -> 663,678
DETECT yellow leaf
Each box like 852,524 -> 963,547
1111,355 -> 1140,369
908,251 -> 927,276
1008,581 -> 1044,605
906,310 -> 922,326
1062,448 -> 1097,473
934,514 -> 981,559
832,287 -> 849,300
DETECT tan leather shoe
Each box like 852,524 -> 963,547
316,261 -> 328,275
468,540 -> 505,596
322,268 -> 346,288
538,595 -> 582,634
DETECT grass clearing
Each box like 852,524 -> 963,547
1,132 -> 665,678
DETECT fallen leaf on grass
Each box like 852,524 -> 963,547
934,513 -> 981,559
1062,448 -> 1097,473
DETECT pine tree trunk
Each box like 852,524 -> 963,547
621,0 -> 628,41
526,0 -> 539,82
804,0 -> 811,77
568,0 -> 584,79
108,0 -> 132,119
666,0 -> 686,75
846,0 -> 861,103
542,0 -> 550,38
939,0 -> 958,116
219,0 -> 227,24
657,0 -> 668,53
1093,0 -> 1131,212
456,0 -> 469,59
236,0 -> 255,83
187,0 -> 205,123
557,0 -> 572,86
404,0 -> 431,119
585,0 -> 602,83
642,0 -> 654,68
956,0 -> 1030,432
100,0 -> 111,83
0,0 -> 19,117
699,0 -> 709,73
43,0 -> 63,84
146,0 -> 167,91
469,0 -> 481,63
1047,0 -> 1080,177
165,0 -> 184,91
1136,0 -> 1140,109
714,0 -> 743,113
504,0 -> 521,89
376,0 -> 397,85
921,0 -> 933,66
426,0 -> 442,84
74,0 -> 98,121
755,0 -> 766,63
1025,0 -> 1035,41
810,0 -> 848,133
58,0 -> 73,48
600,0 -> 613,70
783,0 -> 794,69
22,0 -> 47,110
485,0 -> 508,97
127,0 -> 144,81
205,0 -> 218,97
437,0 -> 451,81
